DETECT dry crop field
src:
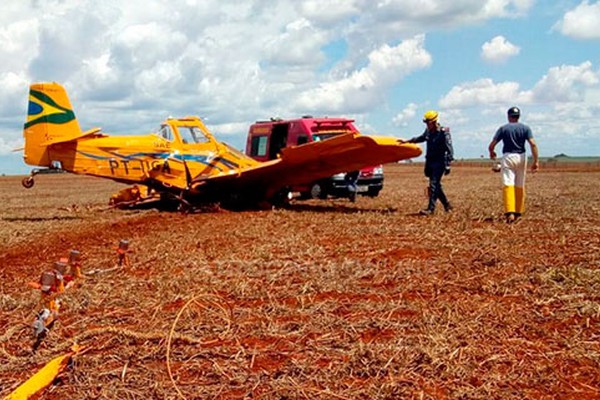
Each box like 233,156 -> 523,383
1,164 -> 599,399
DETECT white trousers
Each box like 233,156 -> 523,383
502,153 -> 527,187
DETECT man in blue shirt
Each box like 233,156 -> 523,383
401,110 -> 454,215
488,107 -> 539,223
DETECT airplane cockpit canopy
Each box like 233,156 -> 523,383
176,126 -> 211,144
155,125 -> 174,141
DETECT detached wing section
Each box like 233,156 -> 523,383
278,133 -> 420,185
191,133 -> 421,201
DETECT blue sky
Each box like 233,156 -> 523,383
1,0 -> 600,175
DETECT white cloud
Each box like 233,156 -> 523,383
295,35 -> 432,113
0,72 -> 29,116
372,0 -> 532,23
393,103 -> 418,126
0,134 -> 23,156
0,1 -> 538,130
264,19 -> 327,66
299,0 -> 362,25
531,61 -> 600,102
482,0 -> 535,17
439,78 -> 530,108
481,35 -> 520,63
0,19 -> 40,73
438,108 -> 469,127
555,0 -> 600,40
323,1 -> 537,79
136,61 -> 184,98
440,62 -> 600,109
436,61 -> 600,160
349,0 -> 534,39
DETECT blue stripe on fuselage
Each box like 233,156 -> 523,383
75,150 -> 226,171
214,156 -> 239,169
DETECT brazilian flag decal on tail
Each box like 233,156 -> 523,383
25,89 -> 75,129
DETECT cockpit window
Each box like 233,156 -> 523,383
177,126 -> 210,144
156,125 -> 174,141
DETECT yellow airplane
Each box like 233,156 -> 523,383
22,82 -> 422,209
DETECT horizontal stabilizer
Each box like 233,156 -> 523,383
40,127 -> 103,147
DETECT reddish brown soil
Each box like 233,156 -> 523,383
1,164 -> 599,399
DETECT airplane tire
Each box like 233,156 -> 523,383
22,177 -> 34,189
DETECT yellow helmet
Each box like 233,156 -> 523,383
422,110 -> 438,123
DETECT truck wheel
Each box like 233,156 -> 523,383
271,188 -> 292,208
310,183 -> 327,199
367,188 -> 380,197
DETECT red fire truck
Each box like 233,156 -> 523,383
245,116 -> 384,199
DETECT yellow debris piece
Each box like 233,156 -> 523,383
4,346 -> 79,400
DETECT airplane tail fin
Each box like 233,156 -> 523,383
23,82 -> 82,167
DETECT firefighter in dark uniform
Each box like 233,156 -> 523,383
400,110 -> 454,215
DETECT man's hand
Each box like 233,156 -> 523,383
489,150 -> 497,160
397,139 -> 406,144
444,166 -> 451,175
531,160 -> 539,173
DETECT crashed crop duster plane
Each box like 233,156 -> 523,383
22,82 -> 421,209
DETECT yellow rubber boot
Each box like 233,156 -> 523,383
503,185 -> 516,214
515,186 -> 525,214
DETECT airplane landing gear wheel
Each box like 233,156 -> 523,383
22,176 -> 34,189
